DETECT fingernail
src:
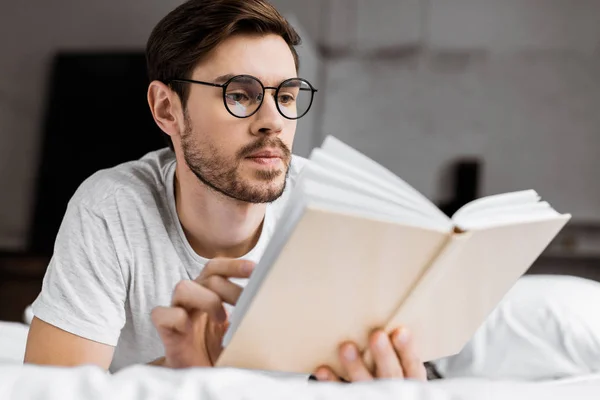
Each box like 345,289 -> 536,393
395,328 -> 410,345
343,344 -> 357,361
316,369 -> 330,381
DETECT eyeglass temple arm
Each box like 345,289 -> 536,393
167,78 -> 224,88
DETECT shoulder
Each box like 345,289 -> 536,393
70,148 -> 175,212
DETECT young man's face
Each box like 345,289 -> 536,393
179,34 -> 298,203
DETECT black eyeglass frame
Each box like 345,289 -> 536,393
167,74 -> 318,120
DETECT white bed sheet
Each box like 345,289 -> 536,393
0,364 -> 599,400
3,320 -> 600,400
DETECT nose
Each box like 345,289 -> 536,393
249,91 -> 284,136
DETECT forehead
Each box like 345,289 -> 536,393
192,34 -> 298,86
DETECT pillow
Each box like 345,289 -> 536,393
432,275 -> 600,381
0,321 -> 29,364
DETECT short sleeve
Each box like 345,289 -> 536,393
31,201 -> 128,346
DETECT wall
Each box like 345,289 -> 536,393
323,52 -> 600,219
0,0 -> 181,249
319,0 -> 600,222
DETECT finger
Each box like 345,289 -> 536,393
392,328 -> 427,382
313,366 -> 341,382
205,316 -> 229,365
369,330 -> 404,379
151,306 -> 190,334
339,342 -> 372,382
199,258 -> 255,280
198,275 -> 244,305
171,280 -> 227,323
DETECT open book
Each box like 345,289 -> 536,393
216,135 -> 571,377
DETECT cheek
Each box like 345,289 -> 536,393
188,104 -> 239,143
193,117 -> 250,157
186,91 -> 231,133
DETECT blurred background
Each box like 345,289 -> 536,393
0,0 -> 599,321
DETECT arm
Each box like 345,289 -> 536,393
23,316 -> 169,368
25,201 -> 127,369
24,317 -> 115,369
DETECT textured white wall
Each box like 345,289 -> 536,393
319,0 -> 600,222
428,0 -> 600,53
322,52 -> 600,221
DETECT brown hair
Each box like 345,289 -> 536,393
146,0 -> 302,150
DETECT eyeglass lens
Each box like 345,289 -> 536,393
224,76 -> 313,119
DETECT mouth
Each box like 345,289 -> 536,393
245,149 -> 284,166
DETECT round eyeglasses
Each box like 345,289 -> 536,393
167,75 -> 318,120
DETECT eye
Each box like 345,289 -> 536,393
226,92 -> 250,104
278,93 -> 295,105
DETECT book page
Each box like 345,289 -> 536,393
320,136 -> 450,222
451,190 -> 540,221
308,149 -> 425,212
302,181 -> 452,232
301,160 -> 449,228
452,191 -> 565,231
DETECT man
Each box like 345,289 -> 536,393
24,0 -> 427,382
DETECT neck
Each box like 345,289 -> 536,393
174,164 -> 267,260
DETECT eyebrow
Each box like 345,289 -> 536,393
214,74 -> 236,84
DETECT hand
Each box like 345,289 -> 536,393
150,258 -> 255,368
313,328 -> 427,382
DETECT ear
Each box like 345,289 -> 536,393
147,80 -> 184,140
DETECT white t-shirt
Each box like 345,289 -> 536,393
31,148 -> 307,372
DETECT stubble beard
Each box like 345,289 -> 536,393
180,116 -> 292,204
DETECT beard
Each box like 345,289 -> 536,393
180,116 -> 292,204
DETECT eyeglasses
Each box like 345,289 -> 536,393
167,74 -> 318,120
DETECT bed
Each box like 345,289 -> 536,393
0,362 -> 598,400
2,275 -> 600,399
2,352 -> 599,400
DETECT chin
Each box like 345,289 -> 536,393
241,176 -> 287,204
253,176 -> 286,194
